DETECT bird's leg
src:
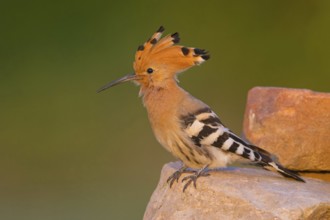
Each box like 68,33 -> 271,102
167,165 -> 193,188
181,165 -> 210,192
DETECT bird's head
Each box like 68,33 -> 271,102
97,26 -> 209,93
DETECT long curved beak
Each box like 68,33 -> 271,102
97,73 -> 137,93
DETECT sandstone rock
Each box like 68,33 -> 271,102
302,172 -> 330,182
243,87 -> 330,171
144,162 -> 330,220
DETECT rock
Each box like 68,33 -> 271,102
243,87 -> 330,171
144,162 -> 330,220
302,172 -> 330,182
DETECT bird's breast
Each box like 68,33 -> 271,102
142,87 -> 184,150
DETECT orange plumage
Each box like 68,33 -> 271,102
133,26 -> 209,93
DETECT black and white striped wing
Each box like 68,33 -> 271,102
181,107 -> 264,163
180,107 -> 305,182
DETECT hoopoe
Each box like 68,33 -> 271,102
97,26 -> 305,191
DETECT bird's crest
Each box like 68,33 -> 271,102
133,26 -> 210,76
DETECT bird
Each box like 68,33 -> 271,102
97,26 -> 305,192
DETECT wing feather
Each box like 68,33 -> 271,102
180,107 -> 305,182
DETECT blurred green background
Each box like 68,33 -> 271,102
1,1 -> 329,219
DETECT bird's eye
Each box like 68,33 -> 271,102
147,68 -> 154,74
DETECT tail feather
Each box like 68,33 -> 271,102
247,144 -> 305,182
249,144 -> 273,158
268,162 -> 305,182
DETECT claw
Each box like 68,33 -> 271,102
181,165 -> 210,192
166,166 -> 191,188
167,170 -> 182,188
182,176 -> 195,192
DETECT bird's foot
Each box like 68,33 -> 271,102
181,165 -> 210,192
167,166 -> 192,188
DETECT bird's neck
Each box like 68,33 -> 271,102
141,79 -> 187,121
140,80 -> 189,145
140,79 -> 208,147
141,79 -> 186,108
